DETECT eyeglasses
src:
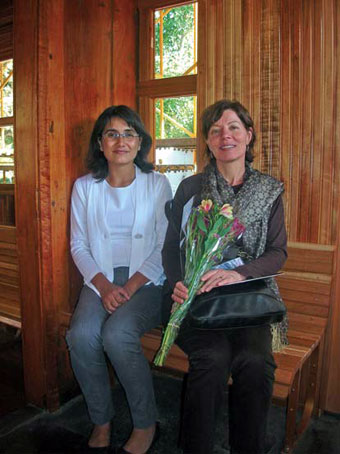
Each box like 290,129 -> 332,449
101,131 -> 140,142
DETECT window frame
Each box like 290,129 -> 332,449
0,58 -> 14,226
137,0 -> 197,170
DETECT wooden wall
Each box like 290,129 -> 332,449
198,0 -> 340,412
13,0 -> 340,413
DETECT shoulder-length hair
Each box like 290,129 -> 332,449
201,99 -> 256,163
86,105 -> 154,180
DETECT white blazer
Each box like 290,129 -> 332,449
70,166 -> 172,295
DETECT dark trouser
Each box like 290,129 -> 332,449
176,322 -> 276,454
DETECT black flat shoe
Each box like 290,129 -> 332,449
116,422 -> 160,454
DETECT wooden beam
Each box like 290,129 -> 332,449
138,0 -> 193,10
14,0 -> 46,408
0,116 -> 13,126
112,0 -> 137,107
137,75 -> 197,98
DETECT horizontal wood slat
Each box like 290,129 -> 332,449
137,75 -> 197,98
284,301 -> 329,318
278,276 -> 332,295
284,243 -> 335,275
281,288 -> 330,307
138,0 -> 193,11
288,312 -> 328,328
0,223 -> 20,324
0,226 -> 16,243
0,281 -> 19,297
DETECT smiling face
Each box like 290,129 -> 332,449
206,109 -> 253,165
99,117 -> 142,169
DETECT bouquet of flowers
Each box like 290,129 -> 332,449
154,199 -> 245,366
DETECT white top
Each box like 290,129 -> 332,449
70,166 -> 173,295
104,179 -> 136,268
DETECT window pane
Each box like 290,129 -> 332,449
0,60 -> 13,118
0,125 -> 15,225
154,3 -> 197,79
155,95 -> 196,193
155,96 -> 196,139
155,145 -> 195,194
0,125 -> 14,183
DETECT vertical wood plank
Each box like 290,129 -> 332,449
113,0 -> 137,107
215,0 -> 224,100
310,0 -> 323,244
259,0 -> 280,177
298,0 -> 312,242
224,0 -> 242,101
289,0 -> 302,241
37,0 -> 65,411
196,0 -> 208,170
319,0 -> 335,244
321,0 -> 340,414
14,0 -> 46,407
280,0 -> 292,236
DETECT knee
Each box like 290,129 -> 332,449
66,321 -> 102,354
102,322 -> 140,358
233,351 -> 276,387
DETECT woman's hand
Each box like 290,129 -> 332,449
198,269 -> 245,293
172,281 -> 188,304
122,272 -> 149,300
101,283 -> 130,313
92,273 -> 130,313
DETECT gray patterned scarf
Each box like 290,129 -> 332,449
201,162 -> 288,351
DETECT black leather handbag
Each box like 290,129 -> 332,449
188,279 -> 286,329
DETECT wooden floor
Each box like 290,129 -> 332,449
0,323 -> 25,418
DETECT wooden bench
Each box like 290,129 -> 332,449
0,225 -> 21,328
141,242 -> 335,453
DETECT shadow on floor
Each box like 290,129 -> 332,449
0,370 -> 339,454
0,324 -> 25,419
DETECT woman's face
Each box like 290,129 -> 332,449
206,109 -> 252,165
99,117 -> 142,168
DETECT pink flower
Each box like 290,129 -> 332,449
199,199 -> 213,212
220,203 -> 233,219
231,218 -> 245,235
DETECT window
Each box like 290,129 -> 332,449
0,58 -> 14,225
138,1 -> 197,194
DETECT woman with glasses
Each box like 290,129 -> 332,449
67,105 -> 172,453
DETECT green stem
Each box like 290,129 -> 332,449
154,259 -> 209,366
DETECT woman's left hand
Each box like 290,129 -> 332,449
198,269 -> 245,293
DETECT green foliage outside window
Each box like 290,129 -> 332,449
0,60 -> 13,118
155,97 -> 195,139
154,4 -> 196,79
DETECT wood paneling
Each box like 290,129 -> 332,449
198,0 -> 339,244
113,0 -> 137,107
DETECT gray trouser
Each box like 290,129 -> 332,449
66,267 -> 162,427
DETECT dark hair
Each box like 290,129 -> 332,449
86,105 -> 154,180
201,99 -> 256,163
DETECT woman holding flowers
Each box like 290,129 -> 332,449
67,105 -> 172,453
162,99 -> 287,454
